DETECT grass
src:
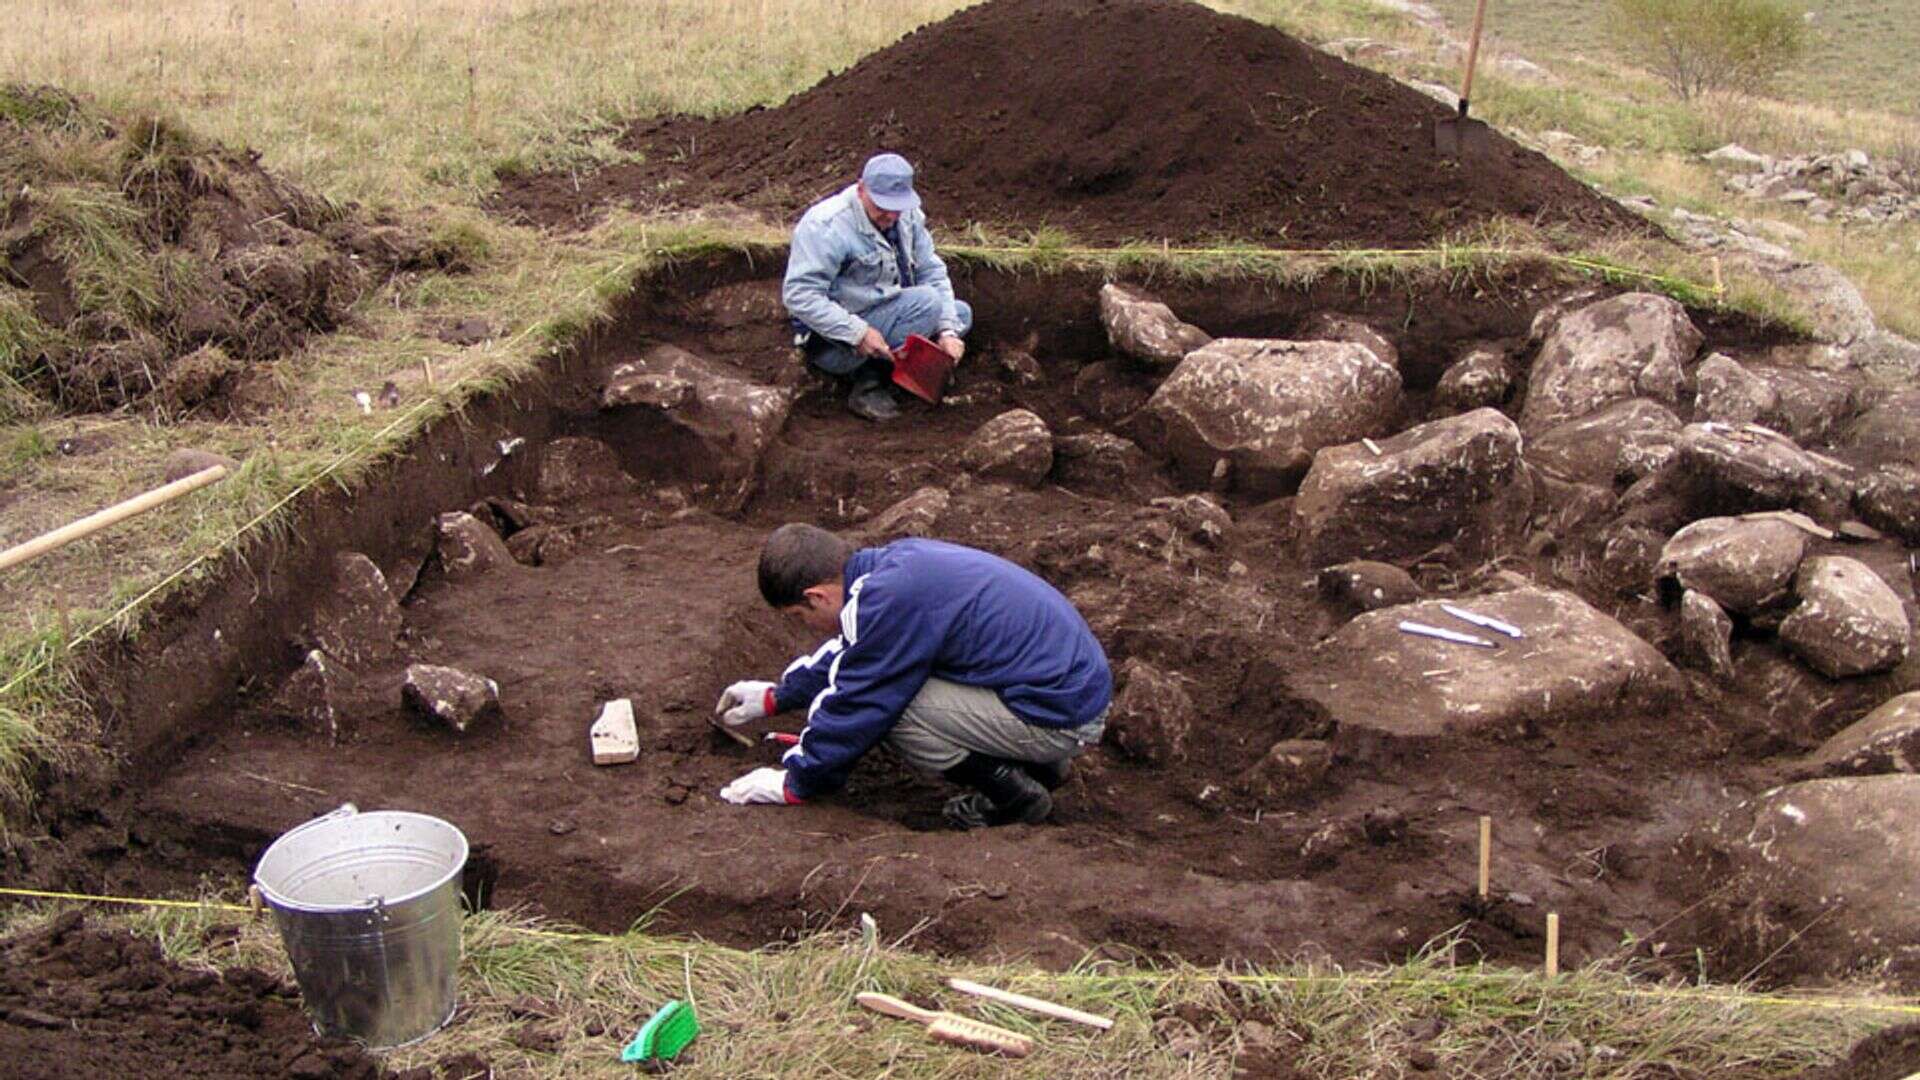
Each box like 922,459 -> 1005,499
1419,0 -> 1920,119
0,900 -> 1903,1078
0,2 -> 1916,1070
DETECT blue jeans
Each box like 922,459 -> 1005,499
806,286 -> 974,378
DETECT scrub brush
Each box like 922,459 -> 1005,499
857,992 -> 1034,1057
621,999 -> 699,1063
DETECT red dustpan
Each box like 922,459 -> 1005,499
890,334 -> 955,403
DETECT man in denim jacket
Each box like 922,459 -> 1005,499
782,153 -> 973,422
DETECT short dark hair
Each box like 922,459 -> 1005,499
758,523 -> 854,608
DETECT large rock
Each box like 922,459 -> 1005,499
1071,361 -> 1153,423
1297,312 -> 1398,371
1294,408 -> 1529,567
505,523 -> 577,567
1694,354 -> 1860,444
1099,283 -> 1211,369
1856,466 -> 1920,543
435,512 -> 515,580
1806,692 -> 1920,777
1526,399 -> 1681,486
1779,556 -> 1911,678
402,663 -> 502,733
1676,423 -> 1855,521
1766,261 -> 1877,347
1142,339 -> 1401,494
298,552 -> 402,666
601,344 -> 790,506
861,486 -> 950,540
1842,389 -> 1920,471
1676,776 -> 1920,981
960,409 -> 1053,487
1153,494 -> 1234,548
1432,344 -> 1511,414
1317,561 -> 1423,614
1519,293 -> 1703,434
1296,588 -> 1678,738
1234,740 -> 1333,804
538,437 -> 635,501
1104,658 -> 1195,765
1054,432 -> 1169,500
1655,516 -> 1807,614
270,650 -> 376,745
1679,590 -> 1735,680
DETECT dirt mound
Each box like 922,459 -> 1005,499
493,0 -> 1644,245
1794,1023 -> 1920,1080
0,910 -> 382,1079
0,85 -> 469,419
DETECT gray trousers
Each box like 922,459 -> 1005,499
884,677 -> 1107,774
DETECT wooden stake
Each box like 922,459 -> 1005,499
0,466 -> 228,573
1477,816 -> 1492,900
1545,912 -> 1560,977
423,358 -> 436,387
1711,255 -> 1724,299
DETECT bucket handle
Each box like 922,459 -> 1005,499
280,802 -> 359,839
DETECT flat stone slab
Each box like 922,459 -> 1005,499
1297,588 -> 1678,737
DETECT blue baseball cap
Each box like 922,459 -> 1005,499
861,152 -> 920,213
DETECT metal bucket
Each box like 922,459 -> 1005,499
253,804 -> 468,1049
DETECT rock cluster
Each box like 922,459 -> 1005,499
1706,143 -> 1920,225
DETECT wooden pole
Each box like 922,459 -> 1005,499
1545,912 -> 1560,977
0,465 -> 228,573
1477,816 -> 1492,900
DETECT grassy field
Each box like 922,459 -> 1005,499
2,1 -> 1920,1072
1,899 -> 1907,1077
1423,0 -> 1920,118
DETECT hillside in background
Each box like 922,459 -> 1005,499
1425,0 -> 1918,117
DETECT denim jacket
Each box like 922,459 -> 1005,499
782,184 -> 960,346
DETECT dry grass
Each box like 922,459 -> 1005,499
0,901 -> 1900,1078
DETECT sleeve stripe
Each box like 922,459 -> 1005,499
783,635 -> 844,678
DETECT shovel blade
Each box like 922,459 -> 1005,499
1434,115 -> 1492,157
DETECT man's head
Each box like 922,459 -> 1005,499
759,523 -> 855,635
856,152 -> 919,230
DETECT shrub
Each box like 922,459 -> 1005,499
1608,0 -> 1806,101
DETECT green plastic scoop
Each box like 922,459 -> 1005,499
621,999 -> 700,1064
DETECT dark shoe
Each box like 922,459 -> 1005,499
1021,759 -> 1071,791
846,381 -> 900,422
940,753 -> 1052,829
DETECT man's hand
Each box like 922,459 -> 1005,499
938,331 -> 965,362
719,767 -> 798,805
715,680 -> 777,727
856,326 -> 892,360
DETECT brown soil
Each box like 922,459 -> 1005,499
1,85 -> 468,418
28,253 -> 1879,999
0,910 -> 384,1079
1795,1023 -> 1920,1080
492,0 -> 1646,246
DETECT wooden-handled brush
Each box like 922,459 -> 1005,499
856,992 -> 1035,1058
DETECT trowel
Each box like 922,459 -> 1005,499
1433,0 -> 1493,158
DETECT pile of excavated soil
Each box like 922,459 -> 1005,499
0,85 -> 467,418
0,911 -> 383,1080
493,0 -> 1644,245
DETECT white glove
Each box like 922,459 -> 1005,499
715,680 -> 777,727
719,767 -> 795,805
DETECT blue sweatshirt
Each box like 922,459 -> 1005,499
772,540 -> 1112,800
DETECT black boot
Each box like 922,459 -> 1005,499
940,753 -> 1053,829
1021,759 -> 1071,791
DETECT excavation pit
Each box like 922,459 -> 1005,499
30,250 -> 1912,986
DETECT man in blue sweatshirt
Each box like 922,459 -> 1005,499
782,153 -> 972,423
716,524 -> 1112,828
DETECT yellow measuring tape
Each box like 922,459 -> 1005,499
6,885 -> 1918,1018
